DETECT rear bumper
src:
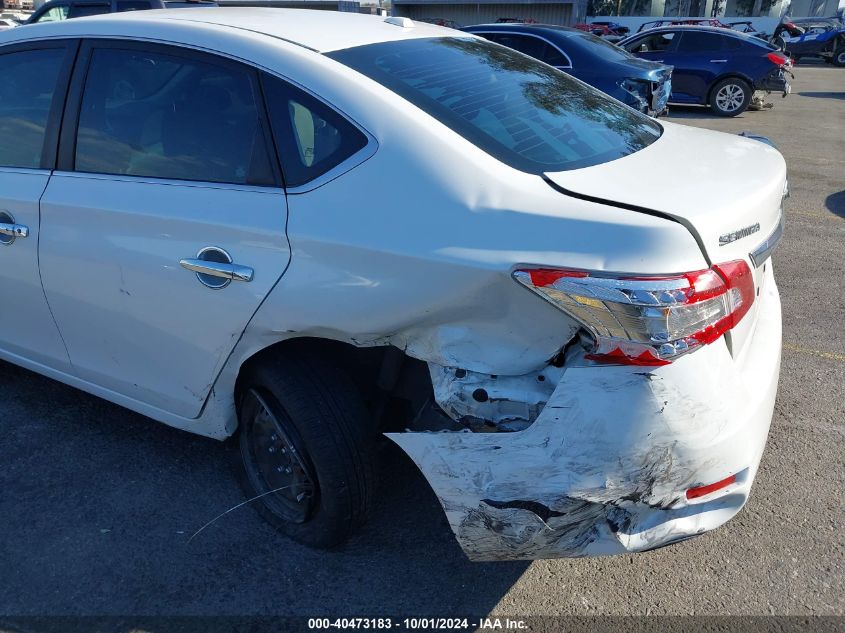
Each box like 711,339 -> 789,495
756,69 -> 791,96
388,269 -> 782,561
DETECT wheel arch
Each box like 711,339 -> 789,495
707,72 -> 755,102
233,336 -> 433,433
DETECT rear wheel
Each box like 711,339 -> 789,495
236,350 -> 376,548
833,46 -> 845,67
709,78 -> 752,116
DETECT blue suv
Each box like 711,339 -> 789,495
619,26 -> 791,116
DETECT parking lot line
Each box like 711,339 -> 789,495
783,342 -> 845,363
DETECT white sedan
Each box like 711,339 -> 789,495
0,8 -> 785,560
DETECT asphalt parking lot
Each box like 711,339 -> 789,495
1,63 -> 843,623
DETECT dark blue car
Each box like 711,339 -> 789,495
461,24 -> 673,117
619,26 -> 791,116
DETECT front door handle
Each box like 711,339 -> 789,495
710,59 -> 728,63
180,259 -> 254,283
0,222 -> 28,239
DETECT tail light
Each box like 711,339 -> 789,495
513,260 -> 755,366
767,51 -> 787,65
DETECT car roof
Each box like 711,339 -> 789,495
8,8 -> 458,52
464,23 -> 585,38
627,24 -> 754,38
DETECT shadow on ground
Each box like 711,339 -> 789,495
0,360 -> 528,619
825,190 -> 845,218
799,91 -> 845,100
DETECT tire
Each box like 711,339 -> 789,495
709,78 -> 752,117
235,349 -> 376,548
833,46 -> 845,68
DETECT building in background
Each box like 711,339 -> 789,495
209,0 -> 385,12
391,0 -> 587,27
588,0 -> 841,19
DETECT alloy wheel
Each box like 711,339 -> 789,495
715,84 -> 746,113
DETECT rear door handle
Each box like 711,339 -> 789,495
710,59 -> 728,63
180,259 -> 254,282
0,222 -> 28,239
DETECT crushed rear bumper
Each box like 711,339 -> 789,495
388,270 -> 781,561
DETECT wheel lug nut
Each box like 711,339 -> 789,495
268,447 -> 275,453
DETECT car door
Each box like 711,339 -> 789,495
0,40 -> 76,371
39,40 -> 290,419
669,31 -> 731,103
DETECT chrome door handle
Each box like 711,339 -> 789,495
710,59 -> 728,63
180,259 -> 254,283
0,222 -> 28,238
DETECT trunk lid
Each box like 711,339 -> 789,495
545,121 -> 786,356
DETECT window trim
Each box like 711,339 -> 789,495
57,38 -> 284,188
469,30 -> 573,69
0,39 -> 79,170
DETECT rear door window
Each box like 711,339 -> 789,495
626,31 -> 676,52
676,31 -> 725,52
489,34 -> 569,67
67,3 -> 110,17
329,37 -> 661,174
0,47 -> 66,168
74,46 -> 276,185
117,1 -> 152,10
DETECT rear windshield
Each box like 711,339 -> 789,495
328,37 -> 661,173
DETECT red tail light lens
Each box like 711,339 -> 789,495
767,52 -> 787,65
513,260 -> 755,366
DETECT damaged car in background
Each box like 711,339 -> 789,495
1,9 -> 785,561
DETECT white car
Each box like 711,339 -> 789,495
0,9 -> 786,560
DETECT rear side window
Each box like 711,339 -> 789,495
0,48 -> 65,169
329,38 -> 660,174
75,47 -> 276,185
68,3 -> 110,17
676,31 -> 725,52
262,75 -> 368,188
